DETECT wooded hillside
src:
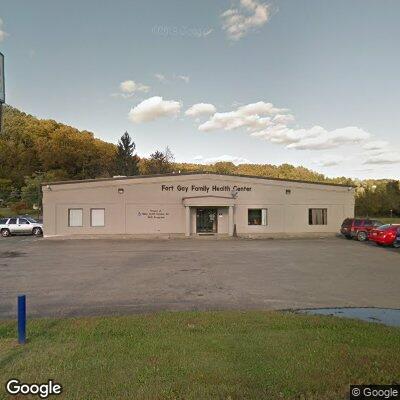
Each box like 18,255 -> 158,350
0,105 -> 399,217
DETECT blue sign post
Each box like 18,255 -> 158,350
18,295 -> 26,345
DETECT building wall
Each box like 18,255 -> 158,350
42,174 -> 355,237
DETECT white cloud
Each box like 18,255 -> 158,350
221,0 -> 271,40
198,100 -> 373,151
314,155 -> 345,167
128,96 -> 181,123
195,155 -> 250,165
177,75 -> 190,83
0,18 -> 8,42
120,80 -> 150,95
185,103 -> 217,117
198,101 -> 285,132
362,140 -> 389,151
154,73 -> 167,83
364,152 -> 400,165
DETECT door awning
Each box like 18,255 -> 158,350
182,195 -> 235,207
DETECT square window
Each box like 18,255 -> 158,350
308,208 -> 327,225
68,209 -> 83,227
248,209 -> 267,226
91,209 -> 105,227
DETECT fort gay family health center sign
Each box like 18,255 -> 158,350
160,184 -> 253,194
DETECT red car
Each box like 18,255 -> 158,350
369,224 -> 400,247
340,218 -> 383,241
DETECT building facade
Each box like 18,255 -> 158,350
42,173 -> 355,238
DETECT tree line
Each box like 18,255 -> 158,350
0,105 -> 399,217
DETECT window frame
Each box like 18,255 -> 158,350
248,208 -> 268,226
68,208 -> 83,227
308,208 -> 328,226
90,208 -> 105,227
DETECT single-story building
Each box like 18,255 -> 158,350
42,172 -> 355,238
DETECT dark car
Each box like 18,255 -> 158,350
340,218 -> 383,241
369,224 -> 400,247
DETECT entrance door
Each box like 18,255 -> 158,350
196,208 -> 218,233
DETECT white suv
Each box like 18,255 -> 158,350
0,217 -> 43,237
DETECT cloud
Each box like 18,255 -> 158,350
198,100 -> 373,151
198,101 -> 286,132
0,18 -> 8,42
154,73 -> 167,83
120,80 -> 150,95
194,155 -> 250,165
314,155 -> 345,167
185,103 -> 217,117
362,140 -> 389,151
221,0 -> 271,40
177,75 -> 190,83
128,96 -> 181,123
364,152 -> 400,165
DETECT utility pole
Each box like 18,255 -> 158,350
0,52 -> 5,133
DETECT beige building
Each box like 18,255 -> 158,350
42,172 -> 355,238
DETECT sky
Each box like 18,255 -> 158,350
1,0 -> 400,179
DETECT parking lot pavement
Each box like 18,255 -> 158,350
0,236 -> 399,319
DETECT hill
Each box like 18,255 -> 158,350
0,105 -> 398,217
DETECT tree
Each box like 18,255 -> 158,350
139,148 -> 174,175
213,162 -> 235,175
115,132 -> 139,176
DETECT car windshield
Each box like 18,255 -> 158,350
373,221 -> 384,226
378,224 -> 392,231
25,217 -> 38,223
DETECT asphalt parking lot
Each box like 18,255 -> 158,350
0,236 -> 399,319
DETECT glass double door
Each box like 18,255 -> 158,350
196,208 -> 218,233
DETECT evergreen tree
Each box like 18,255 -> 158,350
115,131 -> 139,176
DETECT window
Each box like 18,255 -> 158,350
18,219 -> 30,224
0,218 -> 7,224
354,219 -> 363,227
8,218 -> 17,225
309,208 -> 327,225
91,209 -> 105,227
248,209 -> 267,226
68,209 -> 83,227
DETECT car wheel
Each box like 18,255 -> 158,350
357,231 -> 368,241
1,229 -> 11,237
32,227 -> 43,237
393,241 -> 400,249
345,235 -> 352,240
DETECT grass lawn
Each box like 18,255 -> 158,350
378,217 -> 400,224
0,311 -> 399,400
0,207 -> 39,219
357,216 -> 400,224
